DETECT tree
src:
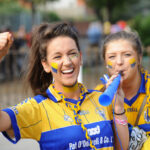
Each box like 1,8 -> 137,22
18,0 -> 58,24
85,0 -> 140,23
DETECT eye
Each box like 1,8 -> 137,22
53,55 -> 61,59
70,52 -> 77,55
69,52 -> 78,57
108,55 -> 115,59
125,53 -> 131,57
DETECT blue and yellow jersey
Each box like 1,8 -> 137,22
95,70 -> 150,135
2,83 -> 114,150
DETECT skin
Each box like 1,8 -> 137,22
0,32 -> 14,135
105,39 -> 142,100
41,36 -> 82,99
0,32 -> 13,60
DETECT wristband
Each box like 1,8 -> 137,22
115,118 -> 127,125
114,109 -> 126,115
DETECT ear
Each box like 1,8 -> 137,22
79,52 -> 83,66
138,55 -> 142,66
41,60 -> 51,73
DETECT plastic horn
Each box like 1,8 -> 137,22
99,73 -> 121,106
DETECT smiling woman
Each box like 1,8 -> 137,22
0,22 -> 129,150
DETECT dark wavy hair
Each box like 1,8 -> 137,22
26,22 -> 80,96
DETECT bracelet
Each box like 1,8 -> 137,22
113,109 -> 126,115
114,118 -> 127,125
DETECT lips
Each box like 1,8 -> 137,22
116,70 -> 125,76
62,68 -> 74,74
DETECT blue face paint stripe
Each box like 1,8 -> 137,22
131,62 -> 136,68
52,67 -> 57,73
107,65 -> 112,69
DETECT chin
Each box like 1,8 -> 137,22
63,81 -> 77,87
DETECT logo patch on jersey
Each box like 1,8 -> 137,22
64,115 -> 73,122
127,107 -> 138,112
95,107 -> 106,120
144,106 -> 150,123
79,110 -> 89,115
87,125 -> 100,136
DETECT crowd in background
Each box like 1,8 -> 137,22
0,25 -> 31,82
0,20 -> 130,82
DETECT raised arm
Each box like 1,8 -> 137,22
0,32 -> 13,60
0,32 -> 14,133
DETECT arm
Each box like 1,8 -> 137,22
113,86 -> 129,150
105,74 -> 129,150
0,32 -> 14,134
0,32 -> 13,60
0,110 -> 13,133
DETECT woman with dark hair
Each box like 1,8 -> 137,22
0,23 -> 129,150
96,31 -> 150,150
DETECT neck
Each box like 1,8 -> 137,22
122,71 -> 141,100
54,82 -> 80,100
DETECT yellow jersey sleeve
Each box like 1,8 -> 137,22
2,97 -> 42,143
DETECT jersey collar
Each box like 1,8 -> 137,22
124,72 -> 146,106
46,83 -> 88,103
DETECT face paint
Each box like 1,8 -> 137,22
51,62 -> 58,73
69,53 -> 79,60
107,61 -> 113,69
63,82 -> 78,93
129,58 -> 136,68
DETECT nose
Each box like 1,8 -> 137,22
63,55 -> 72,65
116,55 -> 123,65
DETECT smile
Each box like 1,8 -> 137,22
62,69 -> 74,74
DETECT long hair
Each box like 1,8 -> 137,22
26,22 -> 80,96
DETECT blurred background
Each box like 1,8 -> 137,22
0,0 -> 150,149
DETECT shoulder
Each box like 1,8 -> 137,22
87,89 -> 103,99
33,95 -> 48,103
95,84 -> 105,92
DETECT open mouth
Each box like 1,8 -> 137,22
62,68 -> 74,74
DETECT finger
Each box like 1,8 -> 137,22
0,40 -> 8,50
1,32 -> 13,50
7,33 -> 13,46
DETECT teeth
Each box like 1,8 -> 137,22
62,69 -> 73,73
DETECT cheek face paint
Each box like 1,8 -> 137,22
107,61 -> 113,69
63,82 -> 78,93
129,58 -> 136,68
69,53 -> 79,60
51,62 -> 58,73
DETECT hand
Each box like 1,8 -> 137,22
0,32 -> 13,60
107,73 -> 124,113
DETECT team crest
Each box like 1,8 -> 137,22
95,107 -> 106,120
64,115 -> 73,122
144,106 -> 150,123
79,110 -> 89,115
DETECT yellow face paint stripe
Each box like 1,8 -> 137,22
51,62 -> 58,73
107,61 -> 112,69
129,58 -> 136,68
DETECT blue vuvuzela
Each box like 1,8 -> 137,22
99,74 -> 121,106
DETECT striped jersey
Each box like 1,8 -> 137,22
95,69 -> 150,149
2,83 -> 114,150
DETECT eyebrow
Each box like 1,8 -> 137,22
107,51 -> 133,54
